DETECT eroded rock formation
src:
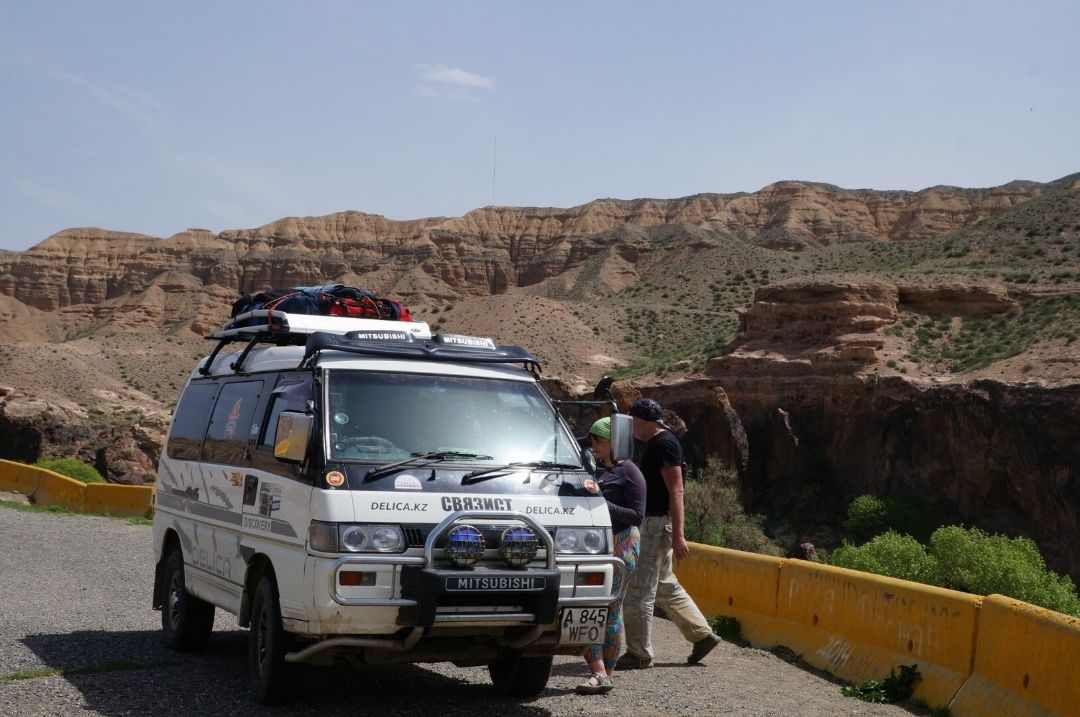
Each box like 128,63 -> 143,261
0,180 -> 1052,313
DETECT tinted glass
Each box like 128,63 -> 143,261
259,396 -> 288,450
326,371 -> 579,466
167,382 -> 219,461
202,380 -> 264,466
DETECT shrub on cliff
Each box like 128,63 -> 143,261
685,457 -> 782,556
828,531 -> 939,585
930,526 -> 1080,616
843,494 -> 934,542
828,525 -> 1080,617
34,457 -> 106,484
842,495 -> 888,541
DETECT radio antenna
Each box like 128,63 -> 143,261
491,132 -> 497,206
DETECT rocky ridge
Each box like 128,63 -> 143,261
0,179 -> 1057,313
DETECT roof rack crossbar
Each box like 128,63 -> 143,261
300,331 -> 540,370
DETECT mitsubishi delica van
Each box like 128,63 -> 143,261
151,309 -> 630,703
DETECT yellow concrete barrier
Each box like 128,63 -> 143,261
768,560 -> 981,708
83,483 -> 155,518
949,594 -> 1080,717
675,544 -> 781,644
0,458 -> 43,496
0,459 -> 155,517
31,470 -> 86,511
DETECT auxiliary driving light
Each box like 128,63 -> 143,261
445,524 -> 485,567
498,526 -> 539,568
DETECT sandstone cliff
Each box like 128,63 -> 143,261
0,179 -> 1054,313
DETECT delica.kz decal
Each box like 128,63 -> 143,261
394,474 -> 422,491
325,470 -> 346,487
258,483 -> 282,517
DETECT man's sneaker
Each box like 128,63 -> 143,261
687,633 -> 721,664
614,653 -> 652,670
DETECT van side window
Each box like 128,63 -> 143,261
259,396 -> 288,450
202,380 -> 264,466
167,382 -> 220,460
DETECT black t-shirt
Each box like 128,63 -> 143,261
638,430 -> 683,516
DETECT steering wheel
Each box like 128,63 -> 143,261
332,435 -> 403,458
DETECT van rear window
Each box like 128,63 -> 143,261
167,383 -> 220,461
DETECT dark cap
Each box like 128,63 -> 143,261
627,398 -> 663,422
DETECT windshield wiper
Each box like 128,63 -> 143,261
364,451 -> 494,482
461,460 -> 581,485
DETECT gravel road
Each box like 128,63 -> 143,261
0,505 -> 921,716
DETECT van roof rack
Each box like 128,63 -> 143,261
200,310 -> 539,375
209,309 -> 433,342
300,330 -> 540,371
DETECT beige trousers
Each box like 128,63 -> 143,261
622,514 -> 713,661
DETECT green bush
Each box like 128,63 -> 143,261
829,525 -> 1080,617
33,458 -> 106,484
684,457 -> 782,556
930,526 -> 1080,616
828,531 -> 938,585
842,495 -> 888,541
842,494 -> 933,541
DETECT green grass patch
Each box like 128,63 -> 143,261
34,457 -> 106,484
841,664 -> 920,703
706,614 -> 741,642
1,659 -> 180,682
0,498 -> 65,514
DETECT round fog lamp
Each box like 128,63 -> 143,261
499,526 -> 539,568
445,524 -> 485,567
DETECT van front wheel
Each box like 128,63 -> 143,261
249,575 -> 301,704
488,650 -> 553,697
161,551 -> 214,651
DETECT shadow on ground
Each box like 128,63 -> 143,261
19,629 -> 553,717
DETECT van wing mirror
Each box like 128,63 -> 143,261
610,413 -> 633,462
274,411 -> 313,463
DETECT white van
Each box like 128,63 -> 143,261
151,310 -> 630,703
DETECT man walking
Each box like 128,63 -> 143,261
617,398 -> 721,668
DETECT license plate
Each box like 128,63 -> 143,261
559,607 -> 608,645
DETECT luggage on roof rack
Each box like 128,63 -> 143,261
229,284 -> 413,327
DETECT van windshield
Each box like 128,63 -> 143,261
325,371 -> 581,467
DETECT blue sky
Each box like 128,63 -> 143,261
1,1 -> 1077,251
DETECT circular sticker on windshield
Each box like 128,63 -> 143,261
325,471 -> 346,487
394,474 -> 422,491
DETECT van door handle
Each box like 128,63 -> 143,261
243,475 -> 259,506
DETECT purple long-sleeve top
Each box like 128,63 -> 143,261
595,460 -> 646,534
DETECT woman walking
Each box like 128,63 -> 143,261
576,416 -> 646,695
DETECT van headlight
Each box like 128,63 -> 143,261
554,527 -> 608,555
308,521 -> 406,553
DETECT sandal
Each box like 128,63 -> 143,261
575,672 -> 614,695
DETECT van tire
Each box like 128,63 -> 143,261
161,551 -> 215,651
487,650 -> 553,697
249,574 -> 302,704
